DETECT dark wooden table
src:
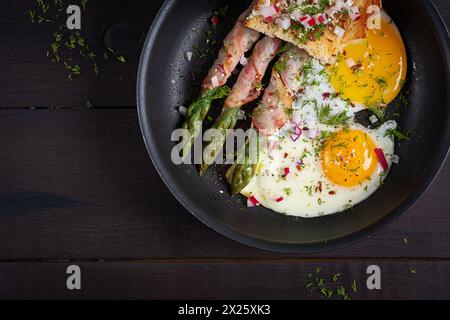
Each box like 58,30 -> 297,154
0,0 -> 449,300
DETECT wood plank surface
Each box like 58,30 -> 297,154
0,0 -> 165,108
0,0 -> 449,300
0,260 -> 448,299
0,110 -> 449,260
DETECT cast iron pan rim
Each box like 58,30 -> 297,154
137,0 -> 450,253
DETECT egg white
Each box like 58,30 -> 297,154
242,58 -> 397,218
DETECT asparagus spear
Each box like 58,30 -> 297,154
181,86 -> 231,159
180,3 -> 260,159
228,137 -> 259,195
199,36 -> 282,175
229,47 -> 308,194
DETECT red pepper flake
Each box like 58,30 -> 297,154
322,92 -> 331,99
284,153 -> 289,159
248,195 -> 260,206
329,191 -> 336,195
275,196 -> 284,203
211,15 -> 219,26
282,167 -> 290,177
374,148 -> 389,171
265,16 -> 273,23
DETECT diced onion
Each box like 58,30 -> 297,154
291,134 -> 300,142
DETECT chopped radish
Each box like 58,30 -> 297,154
334,26 -> 345,39
248,195 -> 260,207
392,155 -> 400,164
211,15 -> 219,26
369,115 -> 378,124
314,14 -> 326,24
272,3 -> 280,13
300,16 -> 316,28
211,76 -> 220,88
177,106 -> 187,116
290,10 -> 302,21
375,148 -> 389,171
259,6 -> 278,19
275,16 -> 291,30
283,167 -> 290,177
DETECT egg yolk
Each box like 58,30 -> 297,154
321,130 -> 378,187
329,15 -> 407,107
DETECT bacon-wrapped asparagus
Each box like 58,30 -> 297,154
181,3 -> 260,158
228,46 -> 309,194
199,36 -> 282,175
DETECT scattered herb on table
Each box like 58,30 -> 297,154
306,267 -> 356,300
28,0 -> 129,92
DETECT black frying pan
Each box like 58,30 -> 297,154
137,0 -> 450,253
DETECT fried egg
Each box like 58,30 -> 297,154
329,11 -> 407,107
242,57 -> 398,218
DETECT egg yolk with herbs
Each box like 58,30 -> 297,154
329,15 -> 407,107
321,129 -> 378,187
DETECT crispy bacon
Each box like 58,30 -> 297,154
225,36 -> 282,108
252,69 -> 291,136
202,2 -> 261,92
278,46 -> 309,94
252,47 -> 308,136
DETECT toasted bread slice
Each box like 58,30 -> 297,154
245,0 -> 382,64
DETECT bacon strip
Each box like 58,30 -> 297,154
252,47 -> 308,136
224,36 -> 282,108
202,2 -> 261,92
